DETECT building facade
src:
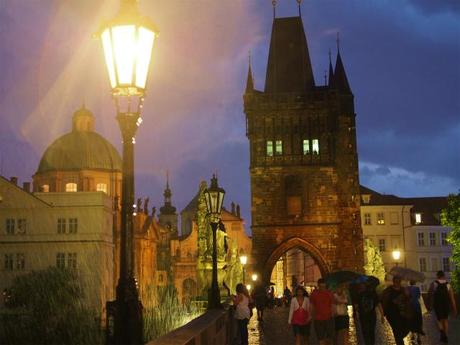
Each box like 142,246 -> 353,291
244,14 -> 363,283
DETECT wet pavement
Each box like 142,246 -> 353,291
248,306 -> 459,345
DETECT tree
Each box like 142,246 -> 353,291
363,238 -> 386,283
1,267 -> 102,344
441,192 -> 460,293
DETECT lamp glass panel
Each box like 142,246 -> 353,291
210,192 -> 218,214
217,190 -> 225,214
204,192 -> 212,214
102,29 -> 117,88
112,25 -> 136,85
135,27 -> 155,89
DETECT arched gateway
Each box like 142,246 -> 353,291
244,14 -> 364,284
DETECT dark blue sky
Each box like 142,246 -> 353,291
0,1 -> 459,231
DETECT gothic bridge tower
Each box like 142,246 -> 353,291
244,14 -> 364,283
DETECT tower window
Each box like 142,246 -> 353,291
415,213 -> 422,224
65,183 -> 77,192
287,196 -> 302,216
312,139 -> 319,154
266,141 -> 274,156
41,184 -> 50,192
275,140 -> 283,155
302,139 -> 310,155
96,183 -> 107,194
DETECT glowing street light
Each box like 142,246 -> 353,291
240,255 -> 248,284
251,273 -> 258,282
98,1 -> 157,344
392,249 -> 401,267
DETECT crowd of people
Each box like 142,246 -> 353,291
231,270 -> 457,345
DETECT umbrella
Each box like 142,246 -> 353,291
324,270 -> 361,286
351,275 -> 380,287
389,266 -> 425,283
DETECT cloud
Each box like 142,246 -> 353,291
405,0 -> 460,16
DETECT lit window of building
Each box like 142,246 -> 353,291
364,213 -> 371,225
362,195 -> 370,204
65,183 -> 77,192
431,257 -> 438,271
415,213 -> 422,224
275,140 -> 283,155
56,253 -> 66,269
429,232 -> 436,246
69,218 -> 78,234
41,184 -> 50,192
6,218 -> 15,235
377,212 -> 385,225
441,232 -> 448,246
378,239 -> 386,252
57,218 -> 66,234
302,139 -> 310,155
17,219 -> 27,234
266,141 -> 273,156
96,183 -> 107,193
417,232 -> 425,247
312,139 -> 319,154
419,257 -> 427,272
442,257 -> 451,272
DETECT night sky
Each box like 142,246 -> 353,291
0,1 -> 459,232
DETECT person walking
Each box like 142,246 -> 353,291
234,283 -> 251,345
381,276 -> 411,345
408,280 -> 424,344
284,286 -> 292,307
356,282 -> 384,345
288,286 -> 312,345
310,278 -> 335,345
252,284 -> 267,321
334,284 -> 350,345
428,270 -> 458,344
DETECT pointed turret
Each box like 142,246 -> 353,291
159,172 -> 176,215
245,58 -> 254,93
264,16 -> 315,93
333,51 -> 352,94
328,50 -> 335,88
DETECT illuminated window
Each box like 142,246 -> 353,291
67,253 -> 77,269
4,254 -> 14,271
5,219 -> 15,235
69,218 -> 78,234
417,232 -> 425,247
312,139 -> 319,154
443,257 -> 451,272
429,232 -> 436,246
302,139 -> 310,155
65,183 -> 77,192
57,218 -> 66,234
17,219 -> 27,234
378,239 -> 386,252
377,212 -> 385,225
56,253 -> 66,269
362,195 -> 371,204
441,232 -> 448,246
419,257 -> 427,272
16,253 -> 25,270
415,213 -> 422,224
275,140 -> 283,155
364,213 -> 371,225
41,184 -> 50,192
287,196 -> 302,216
266,141 -> 273,156
96,183 -> 108,194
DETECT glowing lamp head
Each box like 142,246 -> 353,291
99,0 -> 158,96
204,175 -> 226,222
392,249 -> 401,261
240,255 -> 248,266
246,284 -> 251,292
251,274 -> 258,282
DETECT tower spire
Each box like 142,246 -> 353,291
334,37 -> 352,94
272,0 -> 277,19
297,0 -> 302,17
160,170 -> 176,215
328,49 -> 335,88
245,50 -> 254,93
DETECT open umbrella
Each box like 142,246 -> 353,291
324,270 -> 361,287
389,266 -> 425,283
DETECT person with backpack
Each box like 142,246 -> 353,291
288,286 -> 312,345
428,270 -> 458,344
356,282 -> 384,345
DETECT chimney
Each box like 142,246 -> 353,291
10,177 -> 18,185
236,204 -> 241,218
23,182 -> 30,192
231,202 -> 236,215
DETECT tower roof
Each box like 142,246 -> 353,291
264,16 -> 315,94
245,61 -> 254,94
333,52 -> 352,94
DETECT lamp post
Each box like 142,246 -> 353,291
98,1 -> 157,344
392,249 -> 401,267
203,175 -> 226,309
240,255 -> 248,284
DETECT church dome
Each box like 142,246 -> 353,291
36,106 -> 122,174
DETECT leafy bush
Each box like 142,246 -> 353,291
441,192 -> 460,293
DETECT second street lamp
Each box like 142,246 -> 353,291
98,0 -> 157,344
204,174 -> 225,309
240,255 -> 248,284
392,249 -> 401,267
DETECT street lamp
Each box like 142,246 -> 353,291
240,255 -> 248,284
392,249 -> 401,267
98,1 -> 157,344
251,273 -> 258,282
204,174 -> 226,309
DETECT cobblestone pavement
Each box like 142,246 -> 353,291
248,306 -> 459,345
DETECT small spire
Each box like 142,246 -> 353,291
297,0 -> 302,17
166,170 -> 170,189
328,49 -> 335,88
245,51 -> 254,93
272,0 -> 277,19
336,32 -> 340,53
334,43 -> 352,94
324,70 -> 327,86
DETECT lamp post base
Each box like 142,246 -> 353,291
207,287 -> 222,309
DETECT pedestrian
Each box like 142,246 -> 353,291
334,284 -> 350,345
355,282 -> 384,345
252,284 -> 267,321
288,286 -> 312,345
284,286 -> 292,307
428,270 -> 458,344
310,278 -> 335,345
381,276 -> 411,345
407,280 -> 424,344
233,283 -> 251,345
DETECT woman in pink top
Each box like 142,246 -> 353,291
288,286 -> 312,345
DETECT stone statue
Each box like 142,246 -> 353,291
144,198 -> 149,214
136,198 -> 142,211
223,241 -> 242,294
151,207 -> 156,217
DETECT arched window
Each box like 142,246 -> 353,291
65,183 -> 77,192
96,183 -> 107,194
41,184 -> 50,192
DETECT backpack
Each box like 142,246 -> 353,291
433,281 -> 450,309
360,292 -> 375,314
